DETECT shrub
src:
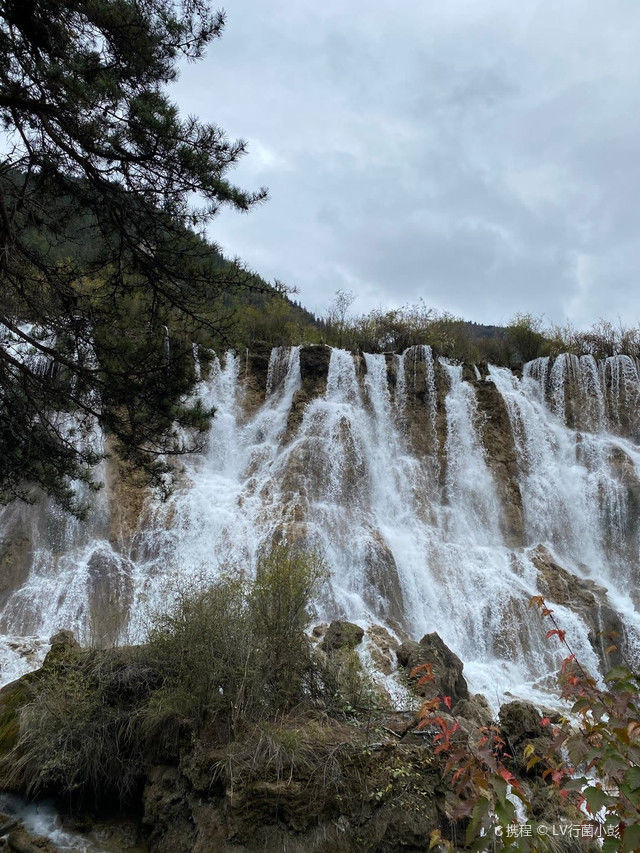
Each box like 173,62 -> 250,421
250,545 -> 328,709
530,596 -> 640,852
0,547 -> 330,803
1,647 -> 158,801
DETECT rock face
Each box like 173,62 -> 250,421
362,532 -> 405,628
473,378 -> 525,547
499,700 -> 546,746
284,345 -> 331,439
531,545 -> 624,671
397,632 -> 469,705
240,342 -> 272,418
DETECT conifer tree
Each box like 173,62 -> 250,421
0,0 -> 266,512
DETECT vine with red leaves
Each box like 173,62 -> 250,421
529,594 -> 640,852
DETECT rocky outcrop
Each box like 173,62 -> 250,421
0,820 -> 61,852
499,699 -> 552,777
104,449 -> 151,547
474,378 -> 525,547
397,632 -> 469,705
284,345 -> 331,439
531,545 -> 624,671
239,342 -> 272,419
320,620 -> 364,654
362,532 -> 405,627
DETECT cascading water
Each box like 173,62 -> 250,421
1,344 -> 639,708
0,326 -> 125,682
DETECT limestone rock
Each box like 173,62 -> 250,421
284,345 -> 331,440
499,699 -> 552,777
455,693 -> 493,728
362,533 -> 405,627
0,505 -> 34,607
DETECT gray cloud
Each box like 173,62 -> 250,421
173,0 -> 640,327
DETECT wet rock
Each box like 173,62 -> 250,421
499,699 -> 552,777
362,534 -> 405,627
300,345 -> 331,387
6,827 -> 60,852
47,630 -> 78,654
455,693 -> 493,728
320,621 -> 364,655
284,346 -> 331,439
86,548 -> 133,648
245,343 -> 273,388
103,442 -> 150,546
531,545 -> 624,671
499,699 -> 546,746
365,625 -> 399,676
397,632 -> 469,705
237,343 -> 273,420
474,378 -> 525,547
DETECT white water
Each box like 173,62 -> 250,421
1,347 -> 639,709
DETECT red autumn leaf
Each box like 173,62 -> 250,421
540,717 -> 551,727
498,767 -> 516,785
443,696 -> 452,709
410,663 -> 435,683
545,629 -> 567,642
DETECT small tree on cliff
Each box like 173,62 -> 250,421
0,0 -> 267,513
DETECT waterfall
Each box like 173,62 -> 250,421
1,345 -> 639,708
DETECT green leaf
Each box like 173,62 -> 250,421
602,838 -> 619,853
623,824 -> 640,853
605,666 -> 632,681
584,785 -> 613,814
466,796 -> 490,846
495,797 -> 515,827
625,766 -> 640,792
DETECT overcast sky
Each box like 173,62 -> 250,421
173,1 -> 640,327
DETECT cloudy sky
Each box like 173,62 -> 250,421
173,1 -> 640,327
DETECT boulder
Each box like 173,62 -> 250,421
397,632 -> 468,705
498,700 -> 546,747
44,630 -> 80,666
320,621 -> 364,655
499,699 -> 552,777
